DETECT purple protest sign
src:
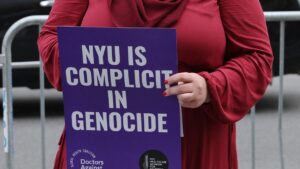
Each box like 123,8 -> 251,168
58,27 -> 180,169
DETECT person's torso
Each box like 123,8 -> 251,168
80,0 -> 226,73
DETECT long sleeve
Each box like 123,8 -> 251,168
199,0 -> 273,123
37,0 -> 88,91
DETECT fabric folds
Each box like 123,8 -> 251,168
107,0 -> 189,27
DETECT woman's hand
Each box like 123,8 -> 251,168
163,72 -> 210,108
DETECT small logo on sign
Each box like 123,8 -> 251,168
69,149 -> 104,169
139,150 -> 168,169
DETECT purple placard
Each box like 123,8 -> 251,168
58,27 -> 180,169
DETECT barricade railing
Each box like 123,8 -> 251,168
0,12 -> 300,169
0,15 -> 48,169
252,11 -> 300,169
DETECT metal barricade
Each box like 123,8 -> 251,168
0,12 -> 300,169
250,11 -> 300,169
0,15 -> 48,169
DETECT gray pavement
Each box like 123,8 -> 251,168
0,117 -> 64,169
237,75 -> 300,169
0,75 -> 300,169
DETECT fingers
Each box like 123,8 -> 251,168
163,72 -> 209,109
165,72 -> 194,85
177,94 -> 200,108
165,83 -> 193,96
177,93 -> 194,103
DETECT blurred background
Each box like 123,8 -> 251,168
0,0 -> 300,169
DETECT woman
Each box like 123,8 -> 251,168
37,0 -> 273,169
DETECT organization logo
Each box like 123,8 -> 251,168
139,150 -> 168,169
69,149 -> 104,169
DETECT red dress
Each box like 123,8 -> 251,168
38,0 -> 273,169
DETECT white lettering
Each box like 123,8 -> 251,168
79,68 -> 92,86
94,45 -> 106,65
93,68 -> 109,86
144,113 -> 156,132
142,70 -> 154,88
85,112 -> 95,131
158,114 -> 168,133
127,46 -> 134,66
82,45 -> 94,64
66,67 -> 78,86
64,67 -> 173,89
72,111 -> 84,130
71,111 -> 168,133
123,112 -> 135,132
95,112 -> 108,131
135,46 -> 147,66
110,69 -> 122,87
109,112 -> 122,132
